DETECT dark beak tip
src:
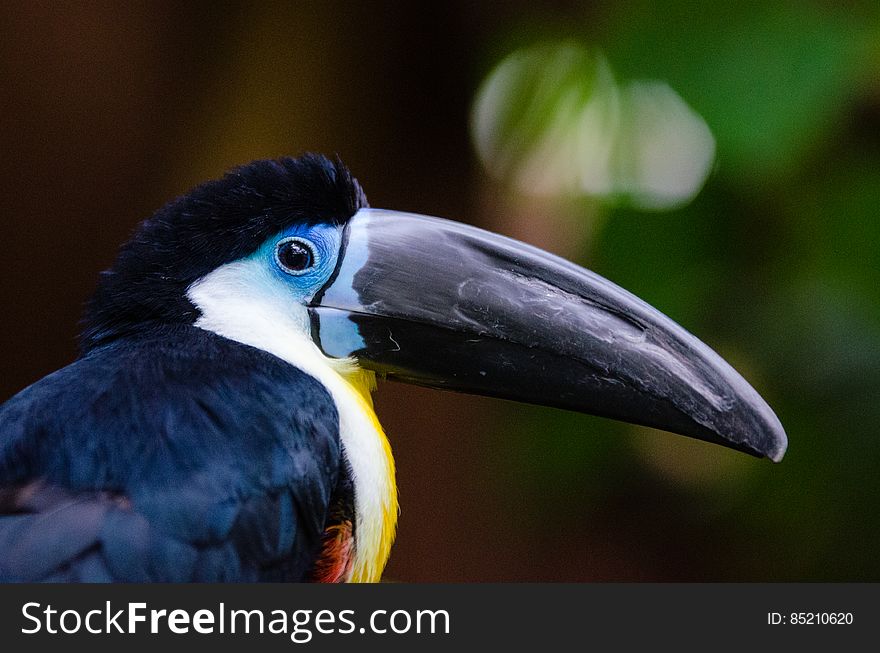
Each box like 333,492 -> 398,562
765,422 -> 788,464
731,405 -> 788,463
747,394 -> 788,463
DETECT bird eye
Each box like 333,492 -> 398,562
275,237 -> 317,275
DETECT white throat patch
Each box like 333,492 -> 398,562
186,257 -> 396,582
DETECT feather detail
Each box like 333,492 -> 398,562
310,520 -> 355,583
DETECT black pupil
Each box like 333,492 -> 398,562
278,241 -> 314,272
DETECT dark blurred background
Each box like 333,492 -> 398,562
2,1 -> 879,581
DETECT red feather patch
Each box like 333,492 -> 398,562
310,520 -> 354,583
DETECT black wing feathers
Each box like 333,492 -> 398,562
0,327 -> 340,582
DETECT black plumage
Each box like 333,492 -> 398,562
0,154 -> 363,581
82,154 -> 367,349
0,327 -> 341,581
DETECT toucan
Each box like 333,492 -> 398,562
0,155 -> 786,583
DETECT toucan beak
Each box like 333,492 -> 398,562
310,208 -> 787,462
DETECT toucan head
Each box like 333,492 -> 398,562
84,154 -> 787,462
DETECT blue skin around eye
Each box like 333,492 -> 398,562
246,221 -> 367,358
251,222 -> 344,303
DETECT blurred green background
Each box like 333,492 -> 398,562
1,1 -> 878,580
